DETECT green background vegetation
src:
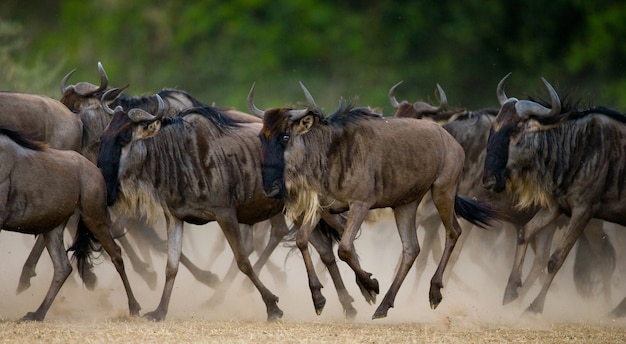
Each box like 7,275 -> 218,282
1,1 -> 625,113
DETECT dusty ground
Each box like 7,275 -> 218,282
1,213 -> 625,343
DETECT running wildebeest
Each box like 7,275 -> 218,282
482,73 -> 626,316
390,81 -> 615,304
96,94 -> 361,321
19,63 -> 215,293
249,82 -> 500,319
0,126 -> 140,321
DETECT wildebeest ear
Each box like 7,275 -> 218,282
294,114 -> 316,135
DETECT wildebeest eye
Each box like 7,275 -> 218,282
281,134 -> 290,142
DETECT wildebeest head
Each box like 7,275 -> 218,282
97,90 -> 165,205
389,81 -> 453,121
248,82 -> 321,199
60,61 -> 111,113
482,73 -> 561,193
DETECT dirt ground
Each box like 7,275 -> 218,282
1,213 -> 625,343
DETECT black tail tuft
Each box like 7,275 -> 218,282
454,195 -> 501,229
67,219 -> 103,290
316,218 -> 342,243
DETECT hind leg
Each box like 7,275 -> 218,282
17,235 -> 45,294
22,226 -> 72,321
82,214 -> 141,318
373,200 -> 420,319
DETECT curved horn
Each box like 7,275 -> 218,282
388,81 -> 403,108
155,94 -> 165,117
95,61 -> 109,93
128,108 -> 157,122
247,82 -> 265,118
299,81 -> 318,110
496,72 -> 512,105
434,84 -> 448,111
60,68 -> 76,95
515,77 -> 561,118
541,77 -> 561,116
101,88 -> 119,115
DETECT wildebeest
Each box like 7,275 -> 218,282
59,64 -> 353,317
249,82 -> 500,319
0,126 -> 140,321
96,92 -> 363,321
390,81 -> 615,304
19,63 -> 258,294
482,73 -> 626,316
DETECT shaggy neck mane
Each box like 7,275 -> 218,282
325,100 -> 383,126
511,109 -> 626,209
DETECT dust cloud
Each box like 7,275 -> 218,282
0,209 -> 623,329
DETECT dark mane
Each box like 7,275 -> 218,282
176,106 -> 243,132
527,94 -> 626,125
158,88 -> 207,107
0,126 -> 46,151
116,94 -> 160,109
325,99 -> 384,125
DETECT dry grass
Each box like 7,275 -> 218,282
1,217 -> 626,343
0,318 -> 624,344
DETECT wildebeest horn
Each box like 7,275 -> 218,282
515,77 -> 561,118
155,94 -> 165,116
60,68 -> 76,95
496,72 -> 513,105
433,84 -> 447,111
247,83 -> 265,118
299,81 -> 318,110
69,61 -> 110,96
388,81 -> 403,108
128,108 -> 158,122
101,88 -> 121,115
95,61 -> 109,93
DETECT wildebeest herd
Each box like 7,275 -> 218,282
1,62 -> 625,322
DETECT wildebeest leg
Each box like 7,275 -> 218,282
516,226 -> 555,302
21,226 -> 71,321
252,216 -> 289,279
526,210 -> 592,314
428,188 -> 462,310
82,213 -> 141,318
408,214 -> 442,298
308,223 -> 357,319
373,200 -> 419,319
17,235 -> 45,294
116,233 -> 158,290
217,211 -> 282,321
337,202 -> 380,304
295,215 -> 328,315
145,217 -> 183,321
575,220 -> 614,304
180,253 -> 220,289
202,224 -> 253,308
503,208 -> 560,305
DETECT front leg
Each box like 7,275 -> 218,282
337,202 -> 379,301
295,214 -> 328,315
144,218 -> 184,321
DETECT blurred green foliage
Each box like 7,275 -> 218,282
1,0 -> 625,113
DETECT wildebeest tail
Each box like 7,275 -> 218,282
573,232 -> 616,298
454,195 -> 500,229
67,218 -> 103,290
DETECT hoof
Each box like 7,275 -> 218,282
21,312 -> 44,322
143,310 -> 166,322
344,307 -> 357,320
267,309 -> 284,321
502,288 -> 519,305
314,297 -> 327,316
